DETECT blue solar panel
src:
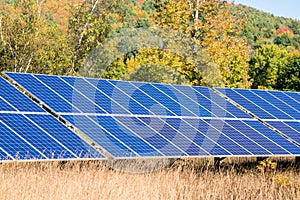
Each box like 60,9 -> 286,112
0,120 -> 45,159
5,72 -> 300,158
26,114 -> 104,158
264,90 -> 300,119
238,120 -> 300,155
267,121 -> 300,145
0,98 -> 16,111
0,113 -> 104,160
216,87 -> 300,149
190,87 -> 251,118
3,73 -> 80,113
0,77 -> 45,112
61,115 -> 300,157
0,75 -> 105,161
251,90 -> 297,119
216,88 -> 299,120
6,73 -> 251,119
62,115 -> 137,157
0,148 -> 12,161
284,91 -> 300,104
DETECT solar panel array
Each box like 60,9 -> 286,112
0,76 -> 104,162
5,72 -> 300,159
216,88 -> 300,147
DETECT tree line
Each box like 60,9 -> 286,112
0,0 -> 299,91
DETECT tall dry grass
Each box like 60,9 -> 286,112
0,158 -> 299,200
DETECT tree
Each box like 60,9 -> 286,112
276,26 -> 294,37
0,0 -> 71,74
274,34 -> 293,47
277,51 -> 300,91
68,0 -> 115,74
154,0 -> 251,88
131,49 -> 200,85
249,44 -> 288,89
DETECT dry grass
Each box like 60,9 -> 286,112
0,158 -> 299,200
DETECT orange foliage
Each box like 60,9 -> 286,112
276,26 -> 294,37
0,0 -> 82,31
42,0 -> 83,30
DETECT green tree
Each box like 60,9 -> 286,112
274,34 -> 293,47
232,4 -> 300,52
249,44 -> 288,89
277,51 -> 300,91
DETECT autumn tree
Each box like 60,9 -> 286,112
0,0 -> 71,74
154,0 -> 251,88
67,0 -> 117,74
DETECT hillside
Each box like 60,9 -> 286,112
233,4 -> 300,50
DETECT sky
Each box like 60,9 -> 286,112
233,0 -> 300,20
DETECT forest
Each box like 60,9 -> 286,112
0,0 -> 299,91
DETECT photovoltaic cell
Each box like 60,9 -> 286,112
267,121 -> 300,145
0,147 -> 11,161
6,73 -> 252,118
62,115 -> 300,157
5,72 -> 300,158
252,90 -> 299,120
0,98 -> 15,111
267,91 -> 300,115
3,73 -> 80,113
0,120 -> 44,159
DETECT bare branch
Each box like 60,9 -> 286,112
0,16 -> 6,48
25,52 -> 34,73
36,0 -> 46,18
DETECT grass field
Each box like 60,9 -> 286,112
0,158 -> 299,200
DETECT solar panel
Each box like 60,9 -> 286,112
0,76 -> 45,113
0,76 -> 104,162
5,73 -> 253,118
216,88 -> 300,120
6,72 -> 300,159
216,88 -> 300,147
267,121 -> 300,145
61,115 -> 300,157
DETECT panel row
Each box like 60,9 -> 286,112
5,73 -> 251,119
61,114 -> 300,158
5,73 -> 300,159
217,88 -> 300,120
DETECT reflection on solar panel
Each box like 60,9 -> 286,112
216,88 -> 300,146
0,76 -> 104,162
5,72 -> 300,159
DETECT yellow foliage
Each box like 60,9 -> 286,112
155,0 -> 251,88
126,57 -> 137,74
256,158 -> 277,174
